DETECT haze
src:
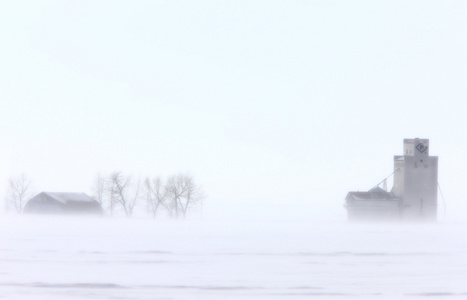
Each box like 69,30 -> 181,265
3,2 -> 467,299
2,1 -> 467,220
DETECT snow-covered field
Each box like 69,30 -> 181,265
1,215 -> 467,299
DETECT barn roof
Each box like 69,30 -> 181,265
346,187 -> 399,202
39,192 -> 96,204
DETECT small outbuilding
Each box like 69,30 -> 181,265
23,192 -> 103,215
345,187 -> 401,221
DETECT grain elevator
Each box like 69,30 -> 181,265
392,138 -> 438,220
345,138 -> 438,221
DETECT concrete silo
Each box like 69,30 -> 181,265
391,138 -> 438,220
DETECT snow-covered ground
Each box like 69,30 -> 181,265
1,215 -> 467,299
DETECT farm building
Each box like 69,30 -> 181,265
23,192 -> 103,215
345,138 -> 438,221
345,187 -> 401,221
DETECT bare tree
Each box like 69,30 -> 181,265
145,177 -> 166,218
92,173 -> 114,215
108,172 -> 141,217
8,174 -> 34,214
129,179 -> 142,216
95,172 -> 205,218
184,176 -> 205,218
93,174 -> 106,207
165,174 -> 204,218
165,175 -> 185,218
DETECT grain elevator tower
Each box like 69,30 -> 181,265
391,138 -> 438,220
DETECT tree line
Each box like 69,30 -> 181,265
5,173 -> 204,218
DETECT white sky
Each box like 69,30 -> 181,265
1,1 -> 467,220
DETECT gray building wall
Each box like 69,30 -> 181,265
346,199 -> 400,221
392,138 -> 438,220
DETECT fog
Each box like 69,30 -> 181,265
2,0 -> 467,298
2,1 -> 467,216
1,215 -> 467,299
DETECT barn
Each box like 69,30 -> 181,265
345,187 -> 401,221
23,192 -> 103,215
